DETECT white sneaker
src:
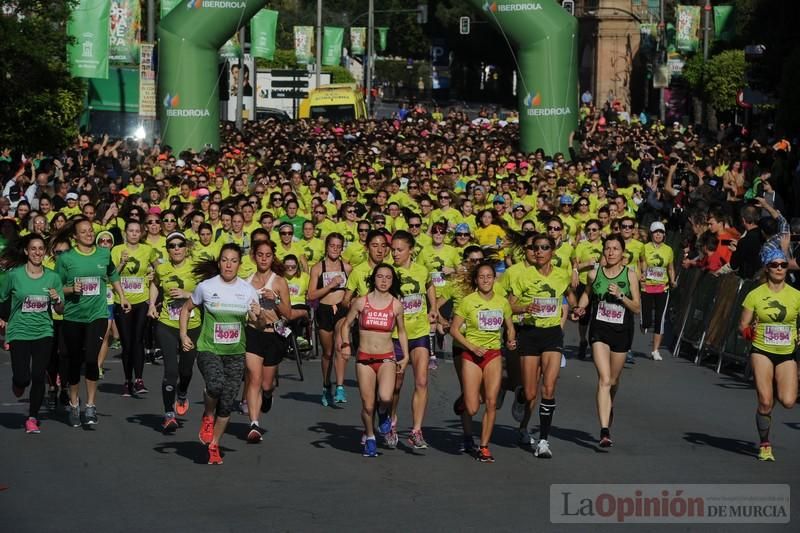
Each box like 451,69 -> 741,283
534,439 -> 553,458
651,350 -> 663,361
511,385 -> 526,423
518,428 -> 535,447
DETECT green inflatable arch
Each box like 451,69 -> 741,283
158,1 -> 267,152
468,1 -> 578,156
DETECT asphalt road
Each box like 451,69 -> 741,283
0,324 -> 797,532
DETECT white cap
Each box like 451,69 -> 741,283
650,221 -> 666,233
66,192 -> 79,201
175,159 -> 186,168
290,162 -> 302,172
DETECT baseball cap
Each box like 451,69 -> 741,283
166,232 -> 187,244
290,162 -> 302,172
66,192 -> 78,201
559,195 -> 573,205
175,159 -> 186,168
649,221 -> 666,233
493,195 -> 505,204
454,223 -> 470,234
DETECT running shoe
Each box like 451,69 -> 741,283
133,379 -> 148,394
534,439 -> 553,458
153,348 -> 164,363
175,396 -> 189,416
626,352 -> 635,364
651,350 -> 663,361
261,390 -> 274,414
428,355 -> 439,371
296,336 -> 310,350
384,428 -> 399,449
122,381 -> 133,397
599,435 -> 613,448
208,444 -> 223,465
377,410 -> 392,436
110,338 -> 121,350
460,435 -> 476,454
47,389 -> 57,411
476,446 -> 495,463
362,438 -> 378,457
321,387 -> 332,407
25,417 -> 40,434
84,405 -> 98,425
408,429 -> 429,449
453,394 -> 465,416
199,415 -> 214,445
511,385 -> 526,423
517,428 -> 535,447
68,403 -> 81,428
247,422 -> 265,443
758,443 -> 775,462
12,382 -> 24,398
162,412 -> 178,433
333,385 -> 347,404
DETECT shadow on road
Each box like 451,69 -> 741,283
153,440 -> 233,464
683,432 -> 756,457
126,413 -> 167,433
550,426 -> 604,452
307,421 -> 362,454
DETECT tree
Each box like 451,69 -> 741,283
682,50 -> 745,112
0,1 -> 85,153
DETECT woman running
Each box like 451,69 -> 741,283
0,234 -> 64,433
390,230 -> 437,449
56,219 -> 130,428
739,250 -> 799,462
571,219 -> 604,359
148,232 -> 199,432
112,220 -> 157,395
450,261 -> 516,462
339,263 -> 409,457
308,232 -> 352,406
243,240 -> 292,443
179,243 -> 261,465
508,233 -> 577,458
44,234 -> 71,409
639,221 -> 676,361
573,235 -> 641,448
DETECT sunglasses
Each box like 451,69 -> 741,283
621,224 -> 635,229
374,220 -> 386,225
315,210 -> 326,215
547,226 -> 562,231
768,261 -> 789,270
527,244 -> 551,251
98,238 -> 112,244
455,232 -> 470,237
346,209 -> 357,214
147,220 -> 160,225
167,242 -> 186,250
587,227 -> 600,233
408,223 -> 421,228
285,263 -> 298,269
513,207 -> 525,212
432,229 -> 445,235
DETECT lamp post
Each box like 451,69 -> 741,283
316,0 -> 322,91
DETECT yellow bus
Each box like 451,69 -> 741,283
299,84 -> 367,121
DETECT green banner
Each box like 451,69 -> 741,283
294,26 -> 314,64
468,0 -> 577,157
251,9 -> 278,60
158,0 -> 268,152
160,0 -> 181,19
220,33 -> 242,59
322,26 -> 344,66
377,27 -> 388,52
714,5 -> 735,43
67,0 -> 110,79
675,5 -> 700,53
109,0 -> 141,65
350,27 -> 366,55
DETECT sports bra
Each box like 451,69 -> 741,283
318,258 -> 347,292
359,295 -> 395,333
247,271 -> 277,310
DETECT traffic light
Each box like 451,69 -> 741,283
562,0 -> 574,16
460,16 -> 470,35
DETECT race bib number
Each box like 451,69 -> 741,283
21,295 -> 49,313
78,277 -> 101,296
401,293 -> 424,315
213,322 -> 241,344
322,271 -> 346,288
531,297 -> 558,318
430,271 -> 446,287
645,267 -> 666,281
288,283 -> 300,297
596,301 -> 625,324
121,276 -> 144,294
764,325 -> 792,346
478,309 -> 504,331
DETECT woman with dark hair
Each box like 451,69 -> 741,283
339,263 -> 409,457
50,213 -> 67,234
179,243 -> 261,465
308,232 -> 352,406
450,261 -> 516,463
0,234 -> 64,433
243,240 -> 292,443
56,219 -> 130,428
573,235 -> 641,448
43,233 -> 71,409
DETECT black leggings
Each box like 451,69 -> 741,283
155,323 -> 199,412
47,321 -> 69,388
115,301 -> 148,381
11,338 -> 53,418
197,352 -> 245,418
641,291 -> 670,335
62,318 -> 107,384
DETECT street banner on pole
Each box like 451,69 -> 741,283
322,26 -> 344,66
67,0 -> 110,79
713,5 -> 735,42
109,0 -> 141,65
251,9 -> 278,60
139,43 -> 156,118
294,26 -> 314,64
350,27 -> 366,55
377,27 -> 388,52
220,32 -> 242,59
160,0 -> 181,19
675,5 -> 700,53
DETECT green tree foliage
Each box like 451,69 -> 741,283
681,50 -> 745,113
0,1 -> 85,153
255,49 -> 354,83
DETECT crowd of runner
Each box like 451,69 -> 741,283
0,106 -> 797,464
